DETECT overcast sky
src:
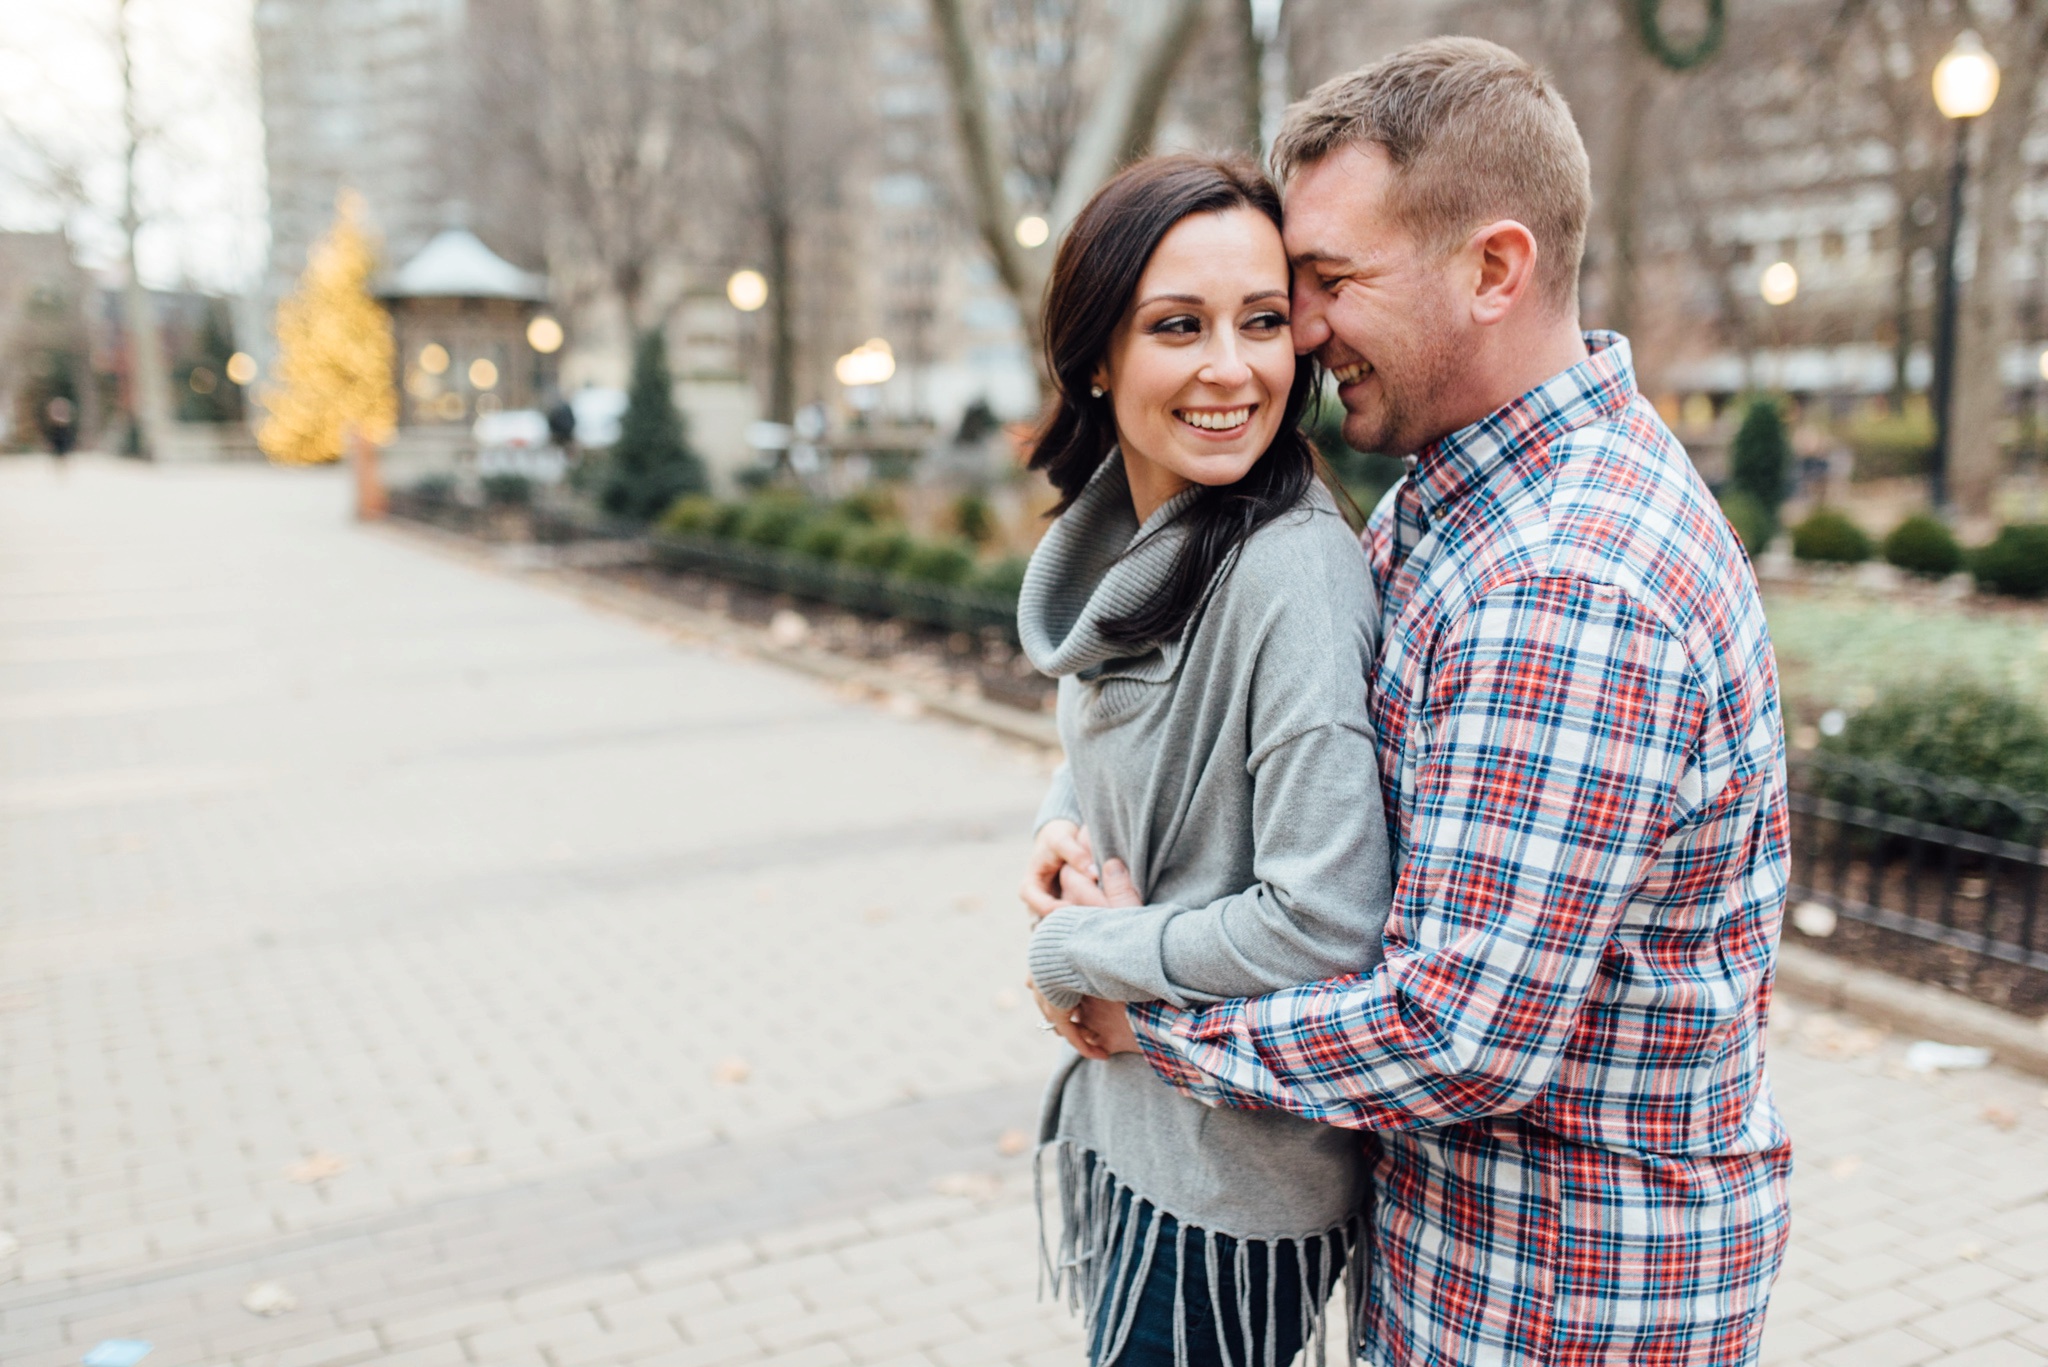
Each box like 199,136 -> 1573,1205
0,0 -> 267,295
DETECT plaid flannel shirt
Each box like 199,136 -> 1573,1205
1131,334 -> 1792,1366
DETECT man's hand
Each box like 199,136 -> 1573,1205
1020,820 -> 1096,921
1075,995 -> 1141,1055
1055,857 -> 1143,910
1030,979 -> 1109,1060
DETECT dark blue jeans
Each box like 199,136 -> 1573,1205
1088,1206 -> 1347,1367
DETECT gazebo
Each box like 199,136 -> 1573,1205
381,226 -> 550,431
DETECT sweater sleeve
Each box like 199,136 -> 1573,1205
1034,762 -> 1084,834
1027,512 -> 1393,1011
1028,718 -> 1391,1008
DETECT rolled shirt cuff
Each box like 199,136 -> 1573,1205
1027,907 -> 1092,1009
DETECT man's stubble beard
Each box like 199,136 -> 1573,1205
1340,289 -> 1467,459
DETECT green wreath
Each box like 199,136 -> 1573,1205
1635,0 -> 1726,69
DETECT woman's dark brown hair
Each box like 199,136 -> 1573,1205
1032,153 -> 1322,649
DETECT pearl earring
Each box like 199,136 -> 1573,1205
1089,384 -> 1105,399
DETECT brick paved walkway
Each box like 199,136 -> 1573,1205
2,457 -> 2046,1367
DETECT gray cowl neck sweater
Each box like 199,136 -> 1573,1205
1018,452 -> 1394,1358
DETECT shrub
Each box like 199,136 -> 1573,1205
974,555 -> 1029,600
412,473 -> 457,504
837,488 -> 899,525
657,495 -> 721,535
1716,489 -> 1774,559
735,497 -> 813,549
1790,508 -> 1872,565
1828,679 -> 2048,795
1729,395 -> 1792,522
1881,513 -> 1964,578
480,472 -> 533,507
951,492 -> 996,545
601,329 -> 708,521
791,518 -> 855,561
896,539 -> 976,586
1841,412 -> 1934,481
841,526 -> 913,572
1971,524 -> 2048,599
707,501 -> 749,538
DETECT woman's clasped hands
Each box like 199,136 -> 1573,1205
1019,818 -> 1144,1061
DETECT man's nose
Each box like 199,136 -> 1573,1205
1291,281 -> 1330,355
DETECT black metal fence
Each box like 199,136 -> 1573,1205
648,533 -> 1021,642
1788,753 -> 2048,1008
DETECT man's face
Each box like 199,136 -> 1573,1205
1284,144 -> 1468,458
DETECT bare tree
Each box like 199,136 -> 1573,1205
925,0 -> 1209,348
115,0 -> 175,458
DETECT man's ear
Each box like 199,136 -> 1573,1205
1466,220 -> 1540,327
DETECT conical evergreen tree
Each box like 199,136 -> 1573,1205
259,190 -> 397,465
1728,394 -> 1792,525
602,329 -> 707,520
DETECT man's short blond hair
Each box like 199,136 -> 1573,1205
1271,37 -> 1590,313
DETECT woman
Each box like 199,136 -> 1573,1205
1016,154 -> 1393,1367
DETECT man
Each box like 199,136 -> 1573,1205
1029,36 -> 1791,1366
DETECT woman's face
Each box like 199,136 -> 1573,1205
1095,207 -> 1295,518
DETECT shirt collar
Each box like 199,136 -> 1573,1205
1405,331 -> 1637,520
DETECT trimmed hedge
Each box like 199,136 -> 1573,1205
1971,524 -> 2048,599
1716,489 -> 1773,559
1790,508 -> 1873,565
1882,514 -> 1964,578
1826,678 -> 2048,795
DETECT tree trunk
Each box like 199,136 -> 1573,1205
1948,5 -> 2047,522
1046,0 -> 1208,230
924,0 -> 1039,325
117,0 -> 173,459
1234,0 -> 1262,154
1603,56 -> 1655,339
765,206 -> 796,424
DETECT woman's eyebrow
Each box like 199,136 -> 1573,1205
1134,292 -> 1205,308
1243,289 -> 1287,304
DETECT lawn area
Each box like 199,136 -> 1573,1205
1765,582 -> 2048,724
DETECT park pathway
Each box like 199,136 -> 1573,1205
1,455 -> 2045,1367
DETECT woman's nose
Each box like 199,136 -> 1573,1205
1200,334 -> 1253,388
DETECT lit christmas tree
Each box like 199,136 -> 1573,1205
258,190 -> 397,466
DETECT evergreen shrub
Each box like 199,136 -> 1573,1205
791,518 -> 855,561
1729,395 -> 1792,522
842,526 -> 913,572
657,495 -> 720,535
974,555 -> 1029,600
480,472 -> 533,507
897,540 -> 976,586
1827,679 -> 2048,794
1971,524 -> 2048,599
1790,508 -> 1872,564
736,497 -> 812,548
1881,514 -> 1963,578
601,330 -> 708,521
952,492 -> 995,545
1716,490 -> 1773,559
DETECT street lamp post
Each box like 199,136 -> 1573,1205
1927,30 -> 2000,511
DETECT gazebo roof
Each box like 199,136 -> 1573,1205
385,228 -> 545,302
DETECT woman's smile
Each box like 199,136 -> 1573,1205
1174,404 -> 1256,436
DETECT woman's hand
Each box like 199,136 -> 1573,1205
1020,820 -> 1097,921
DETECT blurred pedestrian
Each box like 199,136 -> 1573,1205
42,395 -> 77,472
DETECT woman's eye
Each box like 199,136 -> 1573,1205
1148,315 -> 1202,337
1244,311 -> 1288,332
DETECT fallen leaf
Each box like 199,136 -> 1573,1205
1982,1104 -> 2020,1131
1957,1242 -> 1985,1261
993,989 -> 1021,1011
283,1151 -> 348,1184
1825,1154 -> 1863,1179
712,1057 -> 751,1086
242,1281 -> 298,1316
996,1128 -> 1030,1157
